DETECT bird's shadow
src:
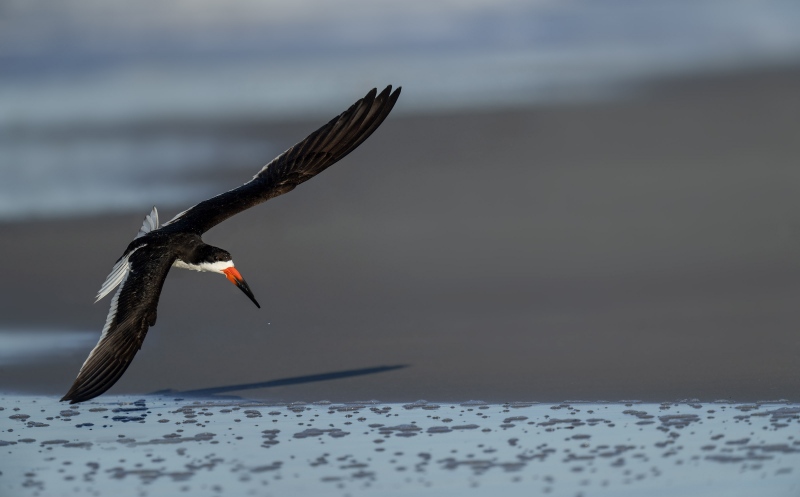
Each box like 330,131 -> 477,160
150,364 -> 407,399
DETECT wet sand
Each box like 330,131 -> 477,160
1,395 -> 798,497
2,66 -> 800,402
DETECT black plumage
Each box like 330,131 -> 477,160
61,86 -> 401,403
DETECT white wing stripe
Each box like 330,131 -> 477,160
82,269 -> 129,370
135,206 -> 159,239
95,245 -> 145,303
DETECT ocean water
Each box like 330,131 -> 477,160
2,0 -> 800,220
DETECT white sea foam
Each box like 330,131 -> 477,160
0,330 -> 97,365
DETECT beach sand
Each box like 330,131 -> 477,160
1,66 -> 800,403
2,396 -> 798,497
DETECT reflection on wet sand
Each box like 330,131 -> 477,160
1,395 -> 798,496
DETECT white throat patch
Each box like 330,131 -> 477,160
173,259 -> 234,274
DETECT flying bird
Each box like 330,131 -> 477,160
61,86 -> 401,403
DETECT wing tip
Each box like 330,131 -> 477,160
375,85 -> 401,101
60,378 -> 107,404
60,387 -> 82,404
375,85 -> 401,115
61,374 -> 94,403
364,85 -> 401,108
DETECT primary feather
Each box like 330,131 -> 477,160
61,86 -> 401,403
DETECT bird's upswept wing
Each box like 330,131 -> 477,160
63,85 -> 401,403
61,246 -> 174,404
162,85 -> 401,235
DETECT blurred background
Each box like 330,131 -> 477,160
1,0 -> 800,402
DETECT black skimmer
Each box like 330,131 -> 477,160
61,86 -> 401,404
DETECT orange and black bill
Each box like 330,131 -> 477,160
222,267 -> 261,308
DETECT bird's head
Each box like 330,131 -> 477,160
196,245 -> 261,309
